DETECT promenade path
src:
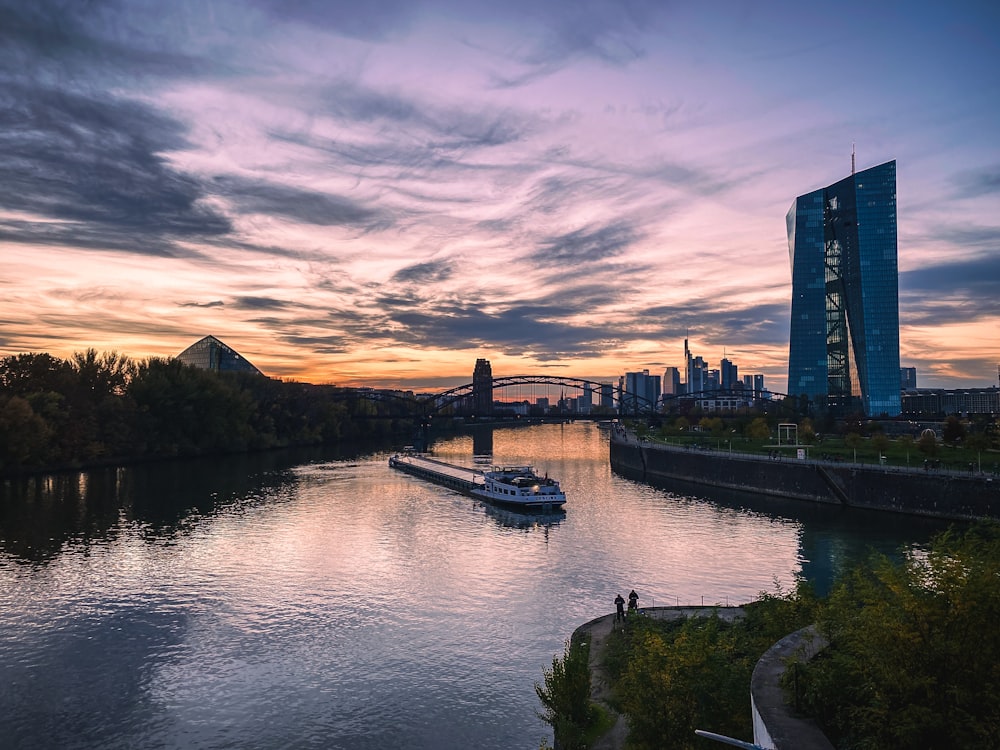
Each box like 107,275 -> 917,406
573,606 -> 746,750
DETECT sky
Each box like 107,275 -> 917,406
2,0 -> 999,394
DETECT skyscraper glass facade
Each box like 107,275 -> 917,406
787,160 -> 901,416
176,335 -> 263,376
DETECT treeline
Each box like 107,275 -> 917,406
0,350 -> 415,474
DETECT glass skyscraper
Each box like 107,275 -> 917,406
786,160 -> 901,416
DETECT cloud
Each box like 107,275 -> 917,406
952,165 -> 1000,199
214,176 -> 391,231
481,0 -> 659,87
0,82 -> 230,253
901,253 -> 1000,326
0,0 -> 209,80
390,259 -> 456,284
528,220 -> 640,269
233,296 -> 296,311
286,79 -> 530,158
250,0 -> 417,41
902,252 -> 1000,293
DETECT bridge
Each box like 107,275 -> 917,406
337,375 -> 798,420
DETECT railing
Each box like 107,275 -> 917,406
623,594 -> 752,611
632,435 -> 999,481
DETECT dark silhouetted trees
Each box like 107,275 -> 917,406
0,350 -> 414,473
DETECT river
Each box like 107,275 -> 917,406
0,423 -> 955,749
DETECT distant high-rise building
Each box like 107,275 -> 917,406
581,383 -> 593,413
600,383 -> 614,409
684,337 -> 705,395
685,351 -> 708,394
720,358 -> 738,390
901,367 -> 917,391
472,358 -> 492,414
663,367 -> 681,396
623,370 -> 661,413
753,373 -> 765,397
787,159 -> 901,416
176,335 -> 263,375
707,369 -> 720,391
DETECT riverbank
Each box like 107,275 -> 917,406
610,429 -> 1000,521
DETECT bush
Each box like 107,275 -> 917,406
795,524 -> 1000,749
536,636 -> 595,749
606,588 -> 816,750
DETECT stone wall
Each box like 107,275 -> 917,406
610,436 -> 1000,521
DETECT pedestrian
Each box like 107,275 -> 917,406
628,589 -> 638,615
614,593 -> 625,622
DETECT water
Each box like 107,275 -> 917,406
0,423 -> 954,749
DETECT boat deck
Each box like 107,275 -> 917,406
389,453 -> 484,492
389,452 -> 566,511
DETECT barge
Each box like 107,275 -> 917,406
389,452 -> 567,511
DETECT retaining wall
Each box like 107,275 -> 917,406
610,436 -> 1000,521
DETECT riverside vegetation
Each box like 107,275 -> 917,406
537,524 -> 1000,750
0,350 -> 422,474
632,412 -> 999,473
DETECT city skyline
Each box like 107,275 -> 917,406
3,1 -> 999,393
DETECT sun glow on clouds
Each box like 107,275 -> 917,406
2,0 -> 999,391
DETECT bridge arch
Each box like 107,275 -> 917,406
334,380 -> 804,419
423,375 -> 659,416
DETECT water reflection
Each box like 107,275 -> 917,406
478,501 -> 565,533
0,442 -> 391,564
0,423 -> 960,749
610,469 -> 961,597
471,428 -> 493,460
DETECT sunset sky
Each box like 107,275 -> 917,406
3,0 -> 999,393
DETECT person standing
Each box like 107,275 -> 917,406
627,589 -> 638,615
614,593 -> 625,622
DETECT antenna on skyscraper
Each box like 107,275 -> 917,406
851,143 -> 856,176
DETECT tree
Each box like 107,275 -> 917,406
611,589 -> 817,750
943,415 -> 967,445
0,396 -> 51,469
919,430 -> 938,457
966,432 -> 990,453
797,525 -> 1000,749
700,416 -> 724,437
746,417 -> 770,441
871,432 -> 890,457
799,418 -> 817,444
536,638 -> 594,750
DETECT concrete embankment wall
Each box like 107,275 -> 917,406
610,437 -> 1000,521
751,626 -> 834,750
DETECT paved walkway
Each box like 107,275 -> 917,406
574,606 -> 746,750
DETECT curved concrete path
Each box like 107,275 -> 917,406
573,606 -> 746,750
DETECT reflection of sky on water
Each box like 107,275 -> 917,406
0,424 -> 955,748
